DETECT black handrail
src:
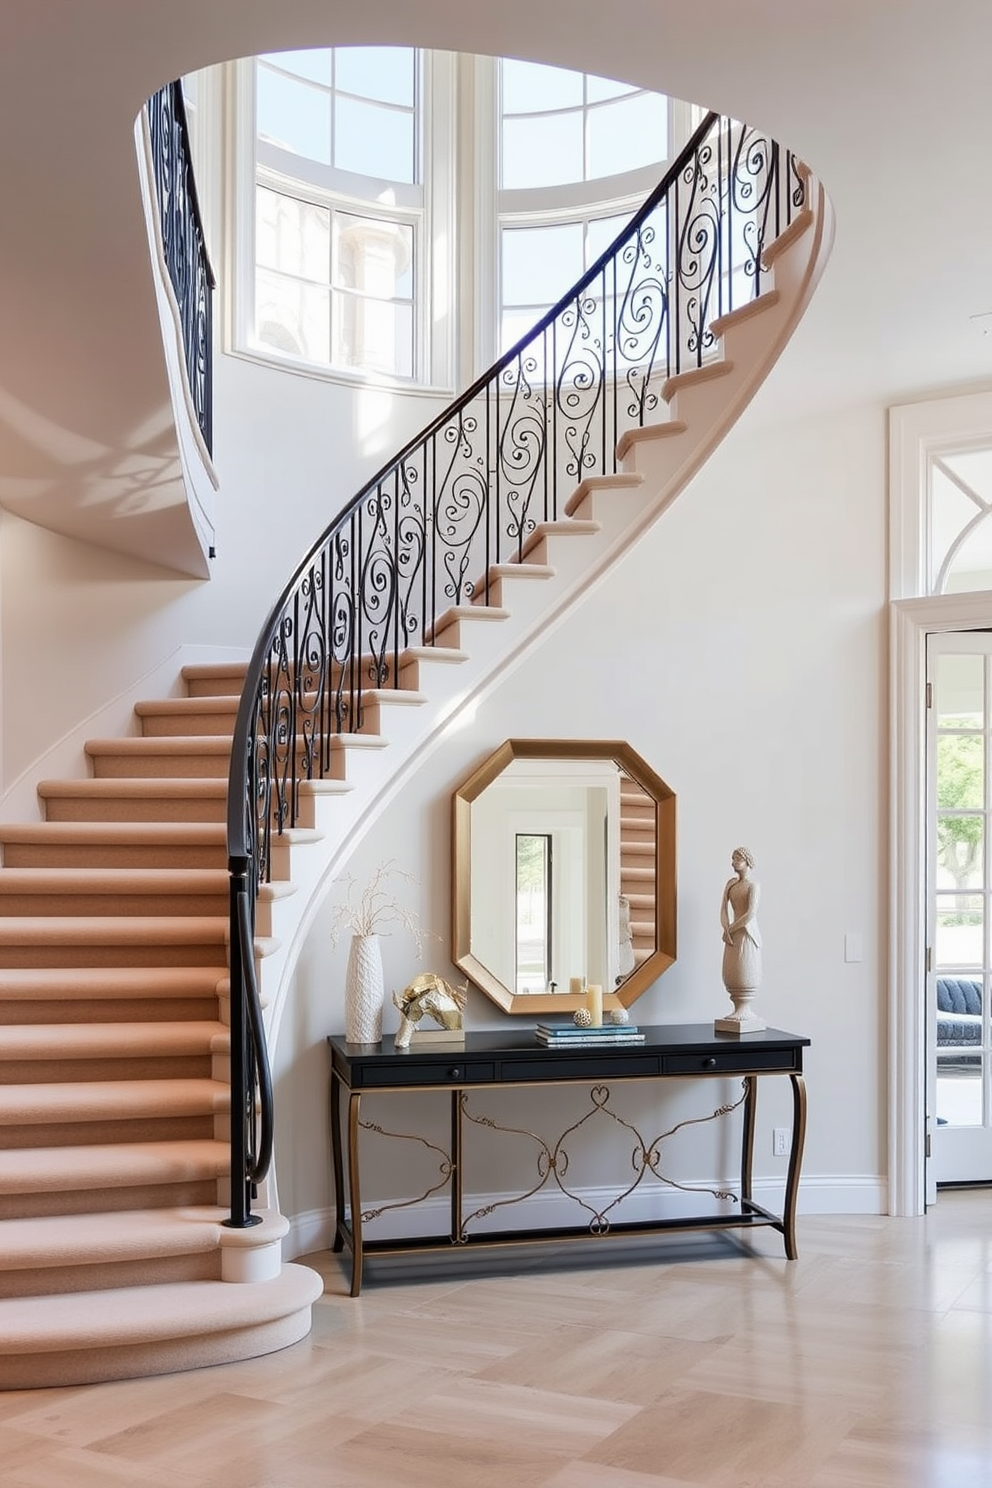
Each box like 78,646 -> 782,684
147,81 -> 216,454
224,110 -> 806,1225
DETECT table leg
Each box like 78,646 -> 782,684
783,1072 -> 808,1260
740,1074 -> 757,1206
329,1068 -> 345,1253
451,1090 -> 463,1243
347,1090 -> 364,1297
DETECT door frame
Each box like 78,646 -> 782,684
890,591 -> 992,1213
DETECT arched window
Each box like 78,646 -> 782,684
251,47 -> 421,379
497,59 -> 676,353
233,50 -> 679,388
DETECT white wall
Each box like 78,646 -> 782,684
0,352 -> 446,805
275,393 -> 888,1246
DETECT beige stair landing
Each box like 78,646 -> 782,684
0,1267 -> 323,1389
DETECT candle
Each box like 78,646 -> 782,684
569,976 -> 584,995
585,984 -> 603,1028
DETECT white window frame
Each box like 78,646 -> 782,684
223,51 -> 690,390
487,78 -> 694,371
228,50 -> 456,394
888,386 -> 992,1217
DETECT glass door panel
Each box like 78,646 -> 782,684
514,833 -> 552,994
928,636 -> 992,1183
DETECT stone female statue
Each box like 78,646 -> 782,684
716,846 -> 765,1033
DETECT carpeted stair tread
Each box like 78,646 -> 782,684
0,1206 -> 231,1270
0,1020 -> 228,1060
0,866 -> 230,896
83,736 -> 233,778
0,1138 -> 229,1193
0,822 -> 227,847
0,915 -> 226,946
38,778 -> 227,799
0,1264 -> 324,1351
134,696 -> 240,720
0,822 -> 227,869
0,966 -> 224,1000
0,1079 -> 230,1124
0,869 -> 289,914
85,735 -> 232,755
0,1205 -> 287,1271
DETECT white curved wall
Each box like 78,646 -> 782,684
0,353 -> 446,802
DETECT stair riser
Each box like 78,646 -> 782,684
0,1115 -> 215,1148
1,844 -> 226,870
0,1056 -> 211,1084
40,793 -> 306,834
0,894 -> 228,918
0,1249 -> 221,1299
0,1179 -> 220,1221
139,709 -> 237,737
42,798 -> 227,824
0,1308 -> 312,1389
89,753 -> 231,779
0,945 -> 228,970
0,999 -> 220,1025
182,667 -> 247,697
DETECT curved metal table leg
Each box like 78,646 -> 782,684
347,1090 -> 364,1296
329,1068 -> 345,1254
784,1072 -> 807,1259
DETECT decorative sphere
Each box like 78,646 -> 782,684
609,1007 -> 630,1025
573,1007 -> 593,1028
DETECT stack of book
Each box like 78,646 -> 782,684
535,1019 -> 646,1047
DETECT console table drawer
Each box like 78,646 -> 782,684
501,1055 -> 661,1082
664,1048 -> 799,1076
360,1060 -> 496,1088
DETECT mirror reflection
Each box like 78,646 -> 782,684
452,740 -> 676,1015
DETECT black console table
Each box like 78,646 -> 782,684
326,1024 -> 809,1296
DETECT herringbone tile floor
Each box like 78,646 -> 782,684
1,1190 -> 991,1486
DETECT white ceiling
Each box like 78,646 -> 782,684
0,0 -> 989,542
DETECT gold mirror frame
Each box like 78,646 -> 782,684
452,739 -> 676,1015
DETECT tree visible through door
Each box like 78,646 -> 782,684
929,633 -> 992,1183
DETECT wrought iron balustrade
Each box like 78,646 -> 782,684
225,108 -> 806,1226
147,81 -> 215,453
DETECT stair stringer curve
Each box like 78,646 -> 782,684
259,178 -> 836,1114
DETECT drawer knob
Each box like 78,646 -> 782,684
703,1056 -> 718,1068
448,1067 -> 462,1079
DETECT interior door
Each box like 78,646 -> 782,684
928,633 -> 992,1184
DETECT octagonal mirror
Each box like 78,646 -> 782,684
452,739 -> 676,1015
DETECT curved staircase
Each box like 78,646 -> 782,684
0,114 -> 832,1388
0,689 -> 322,1389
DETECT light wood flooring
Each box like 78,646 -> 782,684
1,1189 -> 991,1487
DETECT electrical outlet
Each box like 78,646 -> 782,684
772,1127 -> 790,1157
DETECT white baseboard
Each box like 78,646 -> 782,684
282,1174 -> 888,1260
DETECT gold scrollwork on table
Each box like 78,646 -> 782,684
355,1118 -> 453,1225
459,1080 -> 748,1236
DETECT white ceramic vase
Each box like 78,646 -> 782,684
344,934 -> 385,1044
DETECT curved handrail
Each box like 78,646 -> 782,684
224,109 -> 806,1222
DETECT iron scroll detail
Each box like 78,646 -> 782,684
146,81 -> 215,454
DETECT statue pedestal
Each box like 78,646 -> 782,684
715,989 -> 766,1037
